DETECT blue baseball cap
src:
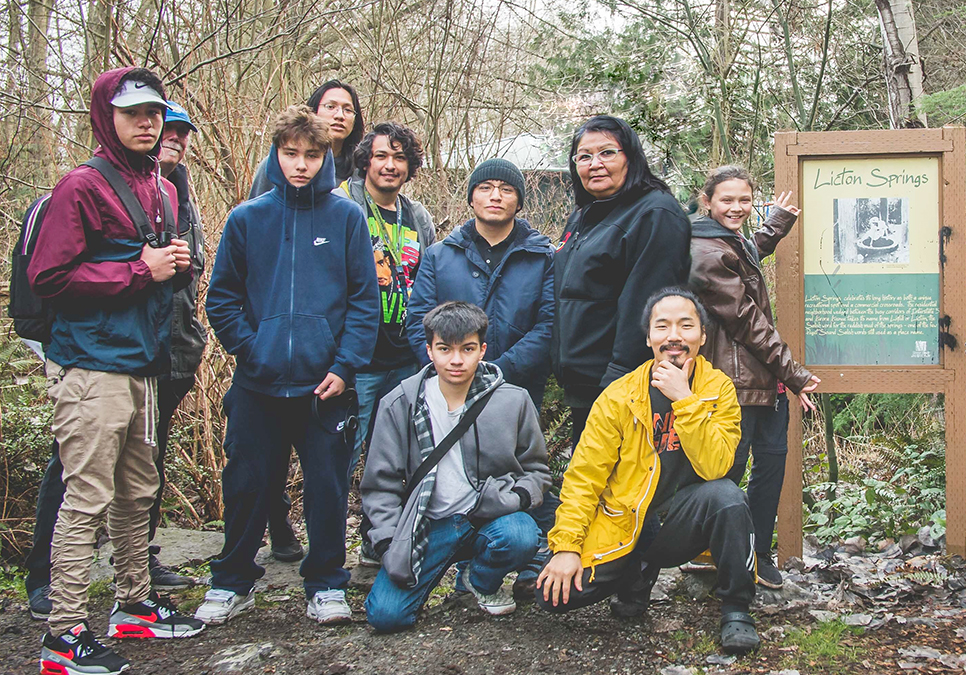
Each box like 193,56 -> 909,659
164,101 -> 198,132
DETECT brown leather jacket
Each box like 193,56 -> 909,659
689,208 -> 812,407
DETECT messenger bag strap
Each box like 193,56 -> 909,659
403,387 -> 497,504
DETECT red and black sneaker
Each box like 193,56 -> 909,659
107,592 -> 205,639
40,621 -> 130,674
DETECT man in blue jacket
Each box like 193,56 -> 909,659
199,105 -> 378,626
406,158 -> 553,408
405,157 -> 555,598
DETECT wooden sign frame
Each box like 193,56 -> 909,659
774,127 -> 966,560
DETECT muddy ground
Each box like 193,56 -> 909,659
4,496 -> 964,674
2,571 -> 964,675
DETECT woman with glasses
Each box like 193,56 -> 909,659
551,115 -> 691,452
249,79 -> 365,198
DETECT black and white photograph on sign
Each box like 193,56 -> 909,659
833,197 -> 910,264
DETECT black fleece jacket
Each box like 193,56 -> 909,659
551,187 -> 691,407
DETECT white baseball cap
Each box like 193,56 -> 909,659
111,80 -> 170,109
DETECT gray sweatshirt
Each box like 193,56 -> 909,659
361,363 -> 550,587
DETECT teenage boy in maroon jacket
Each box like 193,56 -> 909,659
31,67 -> 203,675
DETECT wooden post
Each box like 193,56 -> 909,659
942,126 -> 966,557
775,131 -> 803,563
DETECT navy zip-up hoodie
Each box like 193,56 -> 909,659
207,145 -> 379,397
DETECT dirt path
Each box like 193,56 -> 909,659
3,578 -> 964,674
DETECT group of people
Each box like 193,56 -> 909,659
25,66 -> 818,675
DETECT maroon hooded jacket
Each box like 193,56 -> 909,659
27,67 -> 184,376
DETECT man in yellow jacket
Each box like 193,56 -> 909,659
536,287 -> 760,654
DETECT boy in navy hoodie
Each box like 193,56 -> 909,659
200,105 -> 379,626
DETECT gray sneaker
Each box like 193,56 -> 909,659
193,588 -> 255,625
460,567 -> 516,616
306,589 -> 351,625
149,554 -> 194,591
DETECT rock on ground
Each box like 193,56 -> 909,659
205,642 -> 276,673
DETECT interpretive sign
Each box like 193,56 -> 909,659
801,157 -> 941,366
773,128 -> 966,561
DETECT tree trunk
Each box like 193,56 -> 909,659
6,0 -> 23,93
874,0 -> 927,128
78,0 -> 116,149
23,0 -> 54,185
711,0 -> 732,164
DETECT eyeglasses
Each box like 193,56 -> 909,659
474,182 -> 517,197
572,148 -> 623,166
320,102 -> 357,117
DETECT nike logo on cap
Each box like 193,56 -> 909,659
314,237 -> 329,246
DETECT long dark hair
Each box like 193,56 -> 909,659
569,115 -> 669,207
305,79 -> 364,156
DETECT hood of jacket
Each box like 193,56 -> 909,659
400,360 -> 505,408
264,144 -> 338,207
690,214 -> 741,240
90,67 -> 166,177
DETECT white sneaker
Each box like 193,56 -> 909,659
193,588 -> 255,625
460,567 -> 516,616
306,589 -> 352,625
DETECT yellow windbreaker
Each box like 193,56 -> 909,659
548,355 -> 741,576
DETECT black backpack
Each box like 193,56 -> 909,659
8,157 -> 175,343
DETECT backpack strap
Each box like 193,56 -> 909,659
21,194 -> 52,255
159,182 -> 177,237
83,156 -> 160,245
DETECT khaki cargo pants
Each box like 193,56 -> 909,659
45,360 -> 160,636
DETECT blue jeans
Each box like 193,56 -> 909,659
453,490 -> 560,589
351,364 -> 418,482
365,511 -> 538,632
210,385 -> 354,598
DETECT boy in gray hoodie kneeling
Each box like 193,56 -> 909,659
362,301 -> 550,632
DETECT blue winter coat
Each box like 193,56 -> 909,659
207,145 -> 379,397
406,219 -> 554,407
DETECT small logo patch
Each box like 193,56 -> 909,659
313,237 -> 329,246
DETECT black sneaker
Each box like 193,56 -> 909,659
149,554 -> 194,591
40,621 -> 130,674
108,592 -> 205,639
358,537 -> 381,568
271,540 -> 304,563
756,555 -> 784,590
610,562 -> 661,618
28,584 -> 52,621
